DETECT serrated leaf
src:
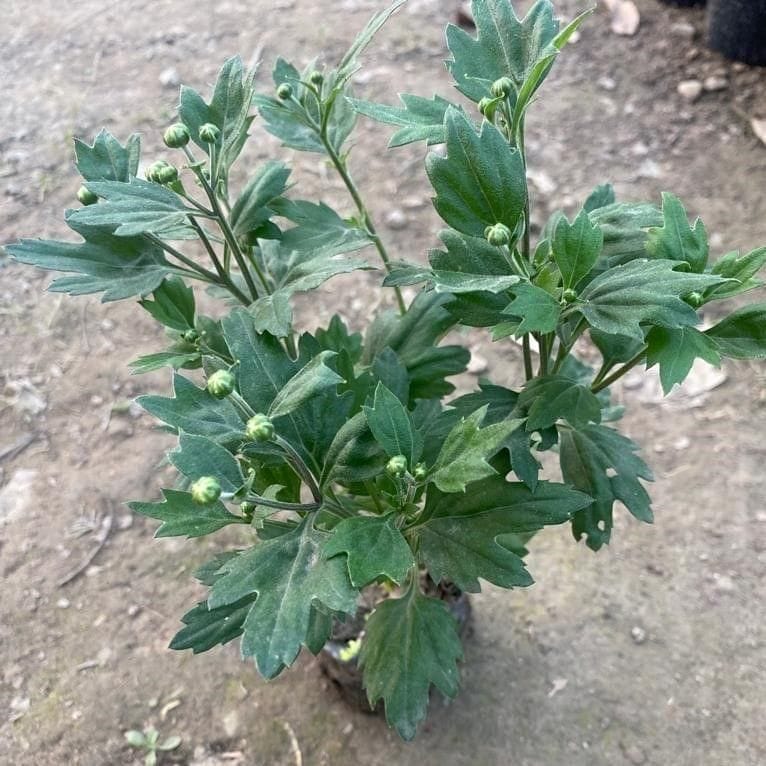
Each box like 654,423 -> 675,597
324,514 -> 415,587
208,518 -> 358,678
589,328 -> 645,368
138,374 -> 243,445
139,276 -> 195,331
170,432 -> 244,493
553,209 -> 604,290
69,178 -> 195,239
646,192 -> 708,273
360,586 -> 462,740
576,259 -> 727,340
430,406 -> 522,493
350,94 -> 453,147
705,304 -> 766,359
129,488 -> 244,538
385,264 -> 519,294
170,595 -> 254,653
416,476 -> 589,591
321,411 -> 387,487
502,282 -> 561,335
129,350 -> 201,374
583,183 -> 616,214
446,0 -> 559,102
706,247 -> 766,300
6,218 -> 171,301
560,424 -> 653,551
74,129 -> 140,182
518,375 -> 602,430
230,161 -> 291,239
589,202 -> 663,269
646,326 -> 721,394
426,108 -> 526,238
363,382 -> 423,465
268,351 -> 344,418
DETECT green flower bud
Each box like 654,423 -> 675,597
146,160 -> 170,183
240,501 -> 256,520
190,476 -> 221,505
413,462 -> 428,481
276,83 -> 293,100
182,328 -> 200,344
206,369 -> 236,399
163,123 -> 190,149
386,454 -> 408,478
478,96 -> 497,119
198,123 -> 220,143
562,288 -> 578,304
686,291 -> 704,309
77,186 -> 98,206
309,70 -> 324,86
246,413 -> 275,443
486,223 -> 512,247
490,77 -> 514,99
156,163 -> 179,184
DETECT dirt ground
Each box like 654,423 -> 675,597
1,0 -> 765,764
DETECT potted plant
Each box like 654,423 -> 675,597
7,0 -> 766,742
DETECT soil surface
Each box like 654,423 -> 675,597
1,1 -> 765,764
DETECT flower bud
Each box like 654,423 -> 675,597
562,288 -> 578,304
485,223 -> 512,247
182,328 -> 200,344
146,160 -> 169,183
246,414 -> 275,443
240,501 -> 256,520
206,369 -> 236,399
686,291 -> 704,309
309,71 -> 324,86
77,186 -> 98,206
413,462 -> 428,481
191,476 -> 221,505
386,455 -> 408,478
163,123 -> 190,149
276,83 -> 293,100
198,123 -> 220,143
478,96 -> 497,120
156,163 -> 179,184
490,77 -> 514,99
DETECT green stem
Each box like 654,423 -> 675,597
245,493 -> 321,512
551,316 -> 588,374
522,335 -> 534,381
538,333 -> 553,376
275,435 -> 322,503
591,346 -> 647,394
145,234 -> 220,284
320,135 -> 406,315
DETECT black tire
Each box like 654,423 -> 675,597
708,0 -> 766,66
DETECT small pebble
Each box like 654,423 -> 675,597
630,626 -> 647,644
673,436 -> 691,451
127,605 -> 141,618
384,209 -> 408,230
677,79 -> 703,102
57,598 -> 70,609
467,353 -> 488,375
670,21 -> 696,39
713,573 -> 736,593
623,743 -> 647,765
703,75 -> 727,92
597,76 -> 616,91
159,67 -> 180,88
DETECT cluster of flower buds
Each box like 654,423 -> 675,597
146,160 -> 179,185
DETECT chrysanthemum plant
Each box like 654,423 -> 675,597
8,0 -> 766,741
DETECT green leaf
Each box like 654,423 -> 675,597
553,209 -> 604,290
230,161 -> 291,239
363,382 -> 423,465
360,586 -> 462,741
646,193 -> 708,273
426,108 -> 526,238
583,183 -> 616,214
350,94 -> 453,147
321,411 -> 387,487
254,93 -> 324,153
370,347 -> 409,404
74,129 -> 140,182
129,489 -> 244,538
6,218 -> 171,301
129,350 -> 201,374
69,178 -> 195,239
138,374 -> 243,445
559,424 -> 653,551
589,202 -> 663,269
518,375 -> 602,430
576,259 -> 726,340
446,0 -> 559,102
706,247 -> 766,300
645,326 -> 721,394
415,476 -> 589,591
125,730 -> 146,748
589,329 -> 644,368
139,276 -> 195,331
430,406 -> 522,493
268,351 -> 344,418
502,282 -> 561,335
170,432 -> 244,493
208,518 -> 358,678
324,514 -> 415,587
705,304 -> 766,359
170,594 -> 255,653
385,264 -> 519,294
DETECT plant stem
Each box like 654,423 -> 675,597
551,316 -> 588,374
538,333 -> 552,376
275,435 -> 322,502
320,135 -> 406,315
591,346 -> 647,394
246,493 -> 321,512
522,335 -> 534,380
145,234 -> 220,284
